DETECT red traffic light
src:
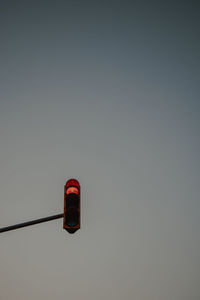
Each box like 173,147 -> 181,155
63,179 -> 80,234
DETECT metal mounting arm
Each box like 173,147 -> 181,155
0,213 -> 63,233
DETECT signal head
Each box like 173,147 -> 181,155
63,179 -> 80,234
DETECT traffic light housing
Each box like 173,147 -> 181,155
63,179 -> 80,234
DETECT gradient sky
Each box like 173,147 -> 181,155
0,1 -> 200,300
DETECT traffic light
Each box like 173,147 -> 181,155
63,179 -> 80,234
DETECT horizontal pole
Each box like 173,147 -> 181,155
0,213 -> 64,233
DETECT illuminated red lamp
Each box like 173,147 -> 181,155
63,179 -> 80,234
66,187 -> 79,195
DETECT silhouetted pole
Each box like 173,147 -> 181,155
0,214 -> 63,233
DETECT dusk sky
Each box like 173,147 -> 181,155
0,1 -> 199,299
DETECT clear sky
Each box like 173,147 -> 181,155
0,1 -> 199,299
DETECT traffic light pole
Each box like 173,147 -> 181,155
0,213 -> 63,233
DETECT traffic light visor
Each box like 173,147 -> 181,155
66,179 -> 80,189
